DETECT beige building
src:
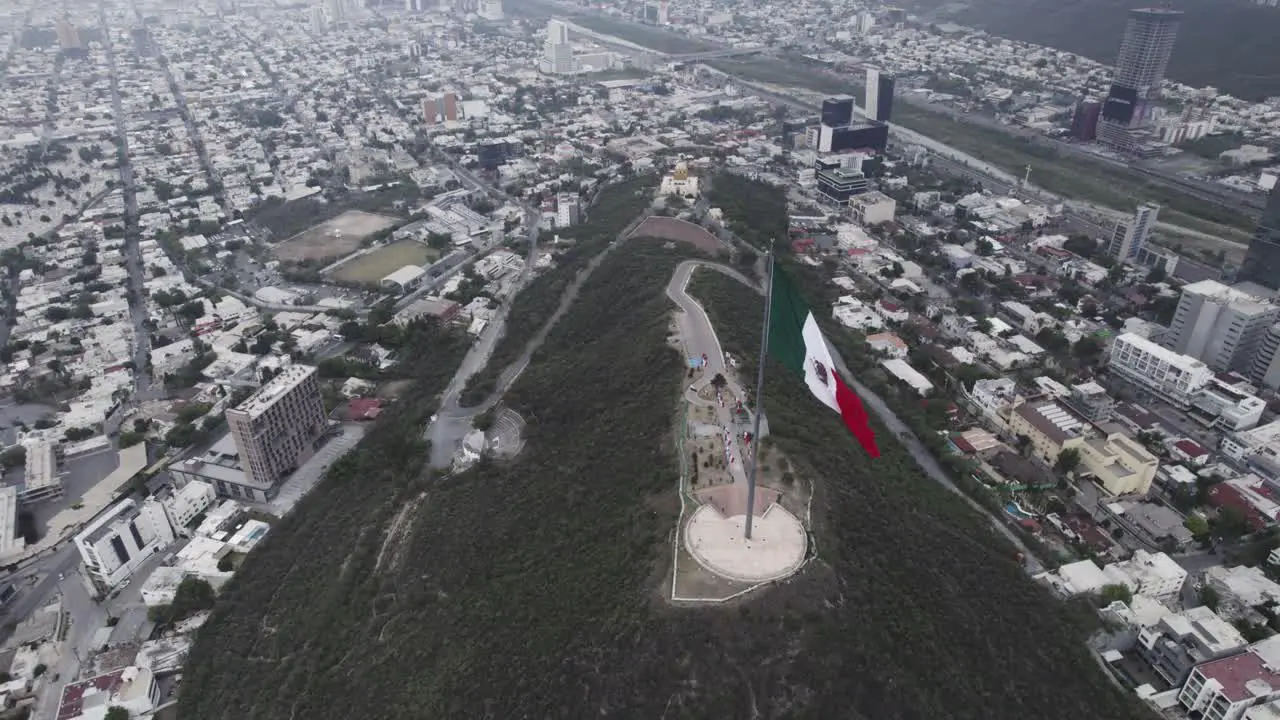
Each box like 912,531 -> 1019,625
1007,396 -> 1159,495
848,191 -> 897,227
1007,396 -> 1089,465
1078,432 -> 1159,495
225,365 -> 328,493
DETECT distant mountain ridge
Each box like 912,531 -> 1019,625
909,0 -> 1280,101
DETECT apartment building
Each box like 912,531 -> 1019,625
848,191 -> 896,227
74,498 -> 176,594
225,365 -> 328,494
1137,606 -> 1246,686
1108,332 -> 1214,407
156,480 -> 216,535
1180,635 -> 1280,720
1166,280 -> 1277,374
1007,396 -> 1089,466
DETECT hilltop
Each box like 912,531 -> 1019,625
176,237 -> 1145,718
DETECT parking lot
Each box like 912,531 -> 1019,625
262,423 -> 366,517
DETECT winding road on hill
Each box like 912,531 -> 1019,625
423,210 -> 654,468
424,223 -> 1046,574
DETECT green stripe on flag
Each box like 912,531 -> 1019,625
768,265 -> 808,376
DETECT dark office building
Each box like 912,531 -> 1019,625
827,122 -> 888,154
1239,185 -> 1280,291
865,69 -> 895,124
816,167 -> 870,204
1070,100 -> 1102,141
477,141 -> 515,170
1097,8 -> 1182,153
821,97 -> 854,128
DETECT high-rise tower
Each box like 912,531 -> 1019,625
1097,8 -> 1182,154
1239,184 -> 1280,291
541,20 -> 574,74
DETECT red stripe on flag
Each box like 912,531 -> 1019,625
832,372 -> 881,458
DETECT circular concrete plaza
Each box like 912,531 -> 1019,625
685,504 -> 807,584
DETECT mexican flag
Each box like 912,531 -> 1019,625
768,266 -> 881,458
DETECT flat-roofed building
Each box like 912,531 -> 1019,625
1108,332 -> 1214,407
0,486 -> 26,561
1180,635 -> 1280,720
225,365 -> 328,495
848,191 -> 896,227
73,497 -> 176,593
1079,432 -> 1160,496
1138,605 -> 1247,686
18,440 -> 62,504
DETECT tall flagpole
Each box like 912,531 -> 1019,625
743,249 -> 775,540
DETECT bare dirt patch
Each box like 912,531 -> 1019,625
629,216 -> 720,254
272,210 -> 400,263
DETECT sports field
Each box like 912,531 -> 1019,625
273,210 -> 400,263
329,241 -> 437,284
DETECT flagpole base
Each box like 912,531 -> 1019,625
684,503 -> 806,584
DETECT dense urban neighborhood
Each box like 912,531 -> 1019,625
0,0 -> 1276,717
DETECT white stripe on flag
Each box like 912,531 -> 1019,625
800,312 -> 841,414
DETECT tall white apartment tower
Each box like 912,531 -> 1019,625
864,67 -> 881,122
541,20 -> 574,74
324,0 -> 345,23
1107,202 -> 1160,263
1166,280 -> 1278,374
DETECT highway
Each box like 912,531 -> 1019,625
535,3 -> 1259,233
99,2 -> 154,399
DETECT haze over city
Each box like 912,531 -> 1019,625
0,0 -> 1278,718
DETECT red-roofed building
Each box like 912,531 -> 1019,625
57,666 -> 159,720
1208,478 -> 1276,532
874,299 -> 908,323
1172,439 -> 1211,466
1180,635 -> 1280,720
791,238 -> 816,254
346,398 -> 383,421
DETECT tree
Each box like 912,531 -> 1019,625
1214,506 -> 1251,541
32,663 -> 47,677
1055,447 -> 1081,475
1098,584 -> 1132,606
1201,585 -> 1221,611
1184,514 -> 1210,540
105,707 -> 131,720
0,446 -> 26,469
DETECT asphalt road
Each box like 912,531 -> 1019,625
99,1 -> 154,398
424,206 -> 653,468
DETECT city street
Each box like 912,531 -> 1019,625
98,1 -> 153,399
426,205 -> 651,468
